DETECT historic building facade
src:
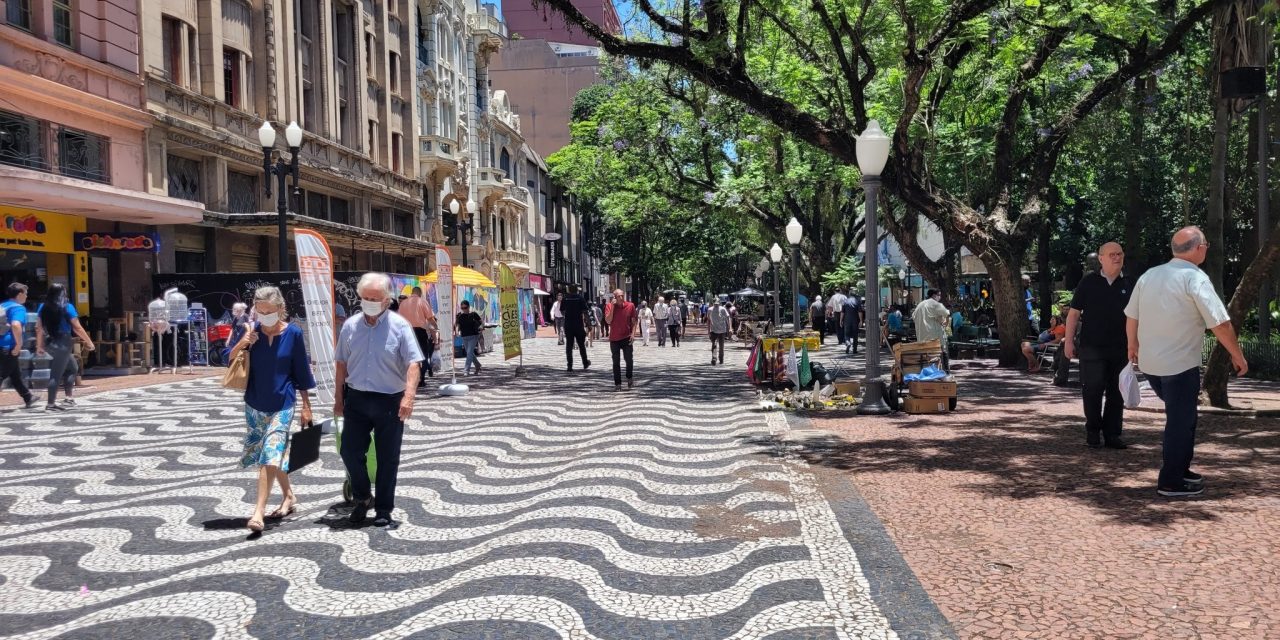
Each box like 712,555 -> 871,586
141,0 -> 432,276
0,0 -> 204,317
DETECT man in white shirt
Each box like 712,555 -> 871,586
912,289 -> 951,370
827,289 -> 848,344
653,296 -> 670,347
550,293 -> 564,345
1126,226 -> 1247,498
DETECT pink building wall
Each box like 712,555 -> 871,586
501,0 -> 620,47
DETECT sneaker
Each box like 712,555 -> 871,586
1184,471 -> 1204,485
372,513 -> 393,527
23,397 -> 38,410
60,398 -> 76,407
45,404 -> 66,412
1157,483 -> 1204,497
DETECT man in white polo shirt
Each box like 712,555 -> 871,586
1125,226 -> 1247,498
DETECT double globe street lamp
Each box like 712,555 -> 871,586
855,120 -> 892,415
448,198 -> 478,267
258,121 -> 304,269
769,242 -> 783,329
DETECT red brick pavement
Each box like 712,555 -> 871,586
797,360 -> 1280,639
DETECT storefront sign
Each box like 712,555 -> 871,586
0,206 -> 85,254
74,232 -> 160,253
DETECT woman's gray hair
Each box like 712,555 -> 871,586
357,272 -> 393,299
252,286 -> 287,318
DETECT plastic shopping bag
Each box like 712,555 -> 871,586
1119,362 -> 1141,408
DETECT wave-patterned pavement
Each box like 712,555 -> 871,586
0,338 -> 903,639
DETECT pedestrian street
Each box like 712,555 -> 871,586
0,338 -> 950,639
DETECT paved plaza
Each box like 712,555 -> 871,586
0,337 -> 949,640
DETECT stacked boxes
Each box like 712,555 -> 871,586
904,379 -> 958,414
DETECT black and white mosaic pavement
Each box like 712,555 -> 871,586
0,337 -> 951,639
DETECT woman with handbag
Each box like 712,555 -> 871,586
227,286 -> 316,533
35,283 -> 95,411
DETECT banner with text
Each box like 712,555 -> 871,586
435,248 -> 454,349
499,263 -> 521,360
295,230 -> 337,405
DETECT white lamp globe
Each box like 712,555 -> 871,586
449,199 -> 460,215
285,121 -> 303,148
770,243 -> 783,263
856,120 -> 891,177
257,121 -> 276,148
785,217 -> 803,246
466,200 -> 478,215
899,269 -> 907,280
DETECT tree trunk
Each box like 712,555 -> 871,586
984,256 -> 1030,366
1206,100 -> 1231,295
1038,220 -> 1053,328
1204,217 -> 1280,405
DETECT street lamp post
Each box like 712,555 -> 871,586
786,218 -> 803,330
258,121 -> 303,269
856,120 -> 892,415
449,199 -> 477,267
770,243 -> 783,329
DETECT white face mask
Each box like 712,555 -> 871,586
361,300 -> 384,317
258,312 -> 280,327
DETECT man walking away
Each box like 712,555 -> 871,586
335,272 -> 423,527
666,302 -> 682,347
707,298 -> 731,365
1065,241 -> 1133,449
398,286 -> 435,386
456,300 -> 484,376
843,293 -> 863,355
654,297 -> 670,346
828,288 -> 848,345
551,293 -> 565,345
810,294 -> 826,344
1126,227 -> 1247,498
561,285 -> 590,371
639,301 -> 653,346
1,283 -> 36,409
912,290 -> 951,370
606,289 -> 637,390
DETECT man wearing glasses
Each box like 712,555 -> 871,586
1125,227 -> 1247,498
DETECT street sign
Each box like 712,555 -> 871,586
542,232 -> 562,241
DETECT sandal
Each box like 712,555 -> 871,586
247,518 -> 265,533
266,498 -> 297,520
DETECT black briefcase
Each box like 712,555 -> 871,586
288,420 -> 322,474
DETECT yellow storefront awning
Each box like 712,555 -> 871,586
424,267 -> 496,288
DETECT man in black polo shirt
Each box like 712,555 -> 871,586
560,284 -> 591,372
1064,242 -> 1133,449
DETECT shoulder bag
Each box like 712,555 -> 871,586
222,346 -> 250,390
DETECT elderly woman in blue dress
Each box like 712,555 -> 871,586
228,285 -> 315,533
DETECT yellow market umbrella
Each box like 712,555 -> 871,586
424,266 -> 496,288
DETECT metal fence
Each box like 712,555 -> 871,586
1204,336 -> 1280,380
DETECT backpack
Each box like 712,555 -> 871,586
0,301 -> 13,338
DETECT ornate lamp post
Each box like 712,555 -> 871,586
785,217 -> 803,329
449,199 -> 477,267
258,121 -> 303,269
856,120 -> 892,415
770,243 -> 783,329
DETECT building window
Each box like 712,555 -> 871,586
371,208 -> 385,232
223,49 -> 241,107
334,2 -> 355,146
499,148 -> 511,175
367,119 -> 377,163
53,0 -> 73,48
175,251 -> 206,273
330,197 -> 349,224
6,0 -> 30,30
365,32 -> 375,76
167,155 -> 201,200
162,17 -> 183,84
227,170 -> 258,212
0,110 -> 46,171
391,133 -> 402,173
57,128 -> 109,183
389,52 -> 400,93
393,212 -> 412,238
305,190 -> 328,220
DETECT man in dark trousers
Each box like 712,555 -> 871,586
1,282 -> 37,409
605,288 -> 638,390
560,284 -> 591,371
1064,242 -> 1133,449
843,293 -> 863,355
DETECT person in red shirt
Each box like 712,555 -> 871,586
605,288 -> 638,391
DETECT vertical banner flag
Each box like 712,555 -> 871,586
436,248 -> 454,357
295,230 -> 337,405
498,263 -> 521,360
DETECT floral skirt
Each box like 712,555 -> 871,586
241,405 -> 294,470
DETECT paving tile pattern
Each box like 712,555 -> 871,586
0,338 -> 930,639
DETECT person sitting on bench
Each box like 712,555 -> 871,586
1022,315 -> 1065,373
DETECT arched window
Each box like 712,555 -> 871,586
499,148 -> 511,175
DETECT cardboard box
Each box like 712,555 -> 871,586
903,395 -> 950,414
832,381 -> 861,397
909,380 -> 957,398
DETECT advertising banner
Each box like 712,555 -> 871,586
519,289 -> 537,338
294,230 -> 337,405
498,263 -> 521,360
435,248 -> 454,350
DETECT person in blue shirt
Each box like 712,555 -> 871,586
227,285 -> 315,533
0,282 -> 36,409
35,284 -> 95,411
223,302 -> 250,365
